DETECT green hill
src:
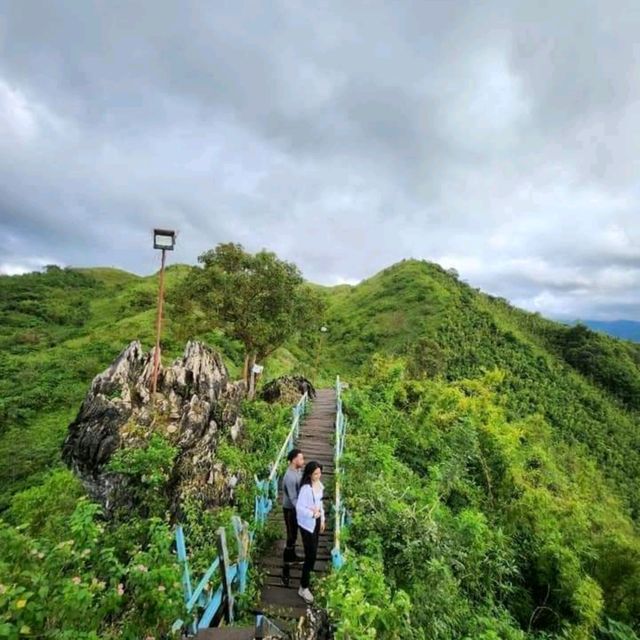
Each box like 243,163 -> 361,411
2,258 -> 639,516
319,260 -> 640,516
318,259 -> 640,637
1,258 -> 639,637
0,263 -> 298,638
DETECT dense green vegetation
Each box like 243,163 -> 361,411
318,260 -> 640,638
324,359 -> 639,638
0,400 -> 291,638
322,261 -> 640,519
1,256 -> 639,638
0,263 -> 305,637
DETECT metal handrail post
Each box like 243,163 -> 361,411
332,375 -> 345,569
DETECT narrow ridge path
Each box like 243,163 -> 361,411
256,388 -> 336,623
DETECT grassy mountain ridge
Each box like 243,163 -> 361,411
314,259 -> 640,636
2,259 -> 639,513
321,259 -> 640,518
1,258 -> 640,637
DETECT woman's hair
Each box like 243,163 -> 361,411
300,460 -> 323,486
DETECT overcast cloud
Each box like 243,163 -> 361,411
1,1 -> 639,320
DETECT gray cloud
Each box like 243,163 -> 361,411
0,0 -> 639,320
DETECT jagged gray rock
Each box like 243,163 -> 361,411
62,340 -> 246,516
260,375 -> 316,404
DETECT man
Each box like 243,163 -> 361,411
282,448 -> 305,565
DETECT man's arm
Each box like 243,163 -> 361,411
284,471 -> 300,507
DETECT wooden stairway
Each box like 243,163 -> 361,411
256,388 -> 336,623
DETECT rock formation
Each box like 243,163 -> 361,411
62,340 -> 246,516
260,375 -> 316,404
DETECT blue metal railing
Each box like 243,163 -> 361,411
173,391 -> 309,634
254,392 -> 308,526
331,375 -> 347,570
173,516 -> 249,634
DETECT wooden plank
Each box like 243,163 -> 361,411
259,585 -> 309,616
264,521 -> 334,536
261,551 -> 332,564
298,427 -> 334,432
261,544 -> 333,559
261,559 -> 329,573
296,443 -> 333,448
296,455 -> 333,463
263,564 -> 329,577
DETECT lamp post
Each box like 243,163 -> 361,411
315,325 -> 328,374
151,228 -> 176,395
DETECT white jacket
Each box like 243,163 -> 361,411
296,482 -> 325,533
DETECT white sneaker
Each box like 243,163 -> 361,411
298,586 -> 314,604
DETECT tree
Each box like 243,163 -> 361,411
174,243 -> 324,397
405,336 -> 446,379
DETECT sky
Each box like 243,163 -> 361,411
1,1 -> 639,321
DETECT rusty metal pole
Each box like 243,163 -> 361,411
151,247 -> 167,395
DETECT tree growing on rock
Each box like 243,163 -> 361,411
174,243 -> 324,397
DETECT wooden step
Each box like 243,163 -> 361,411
262,551 -> 333,564
261,557 -> 330,572
260,538 -> 335,553
259,585 -> 309,618
294,453 -> 333,461
295,443 -> 334,450
262,536 -> 335,549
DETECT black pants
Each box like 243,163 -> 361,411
283,508 -> 298,563
300,519 -> 320,588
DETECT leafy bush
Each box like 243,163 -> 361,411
107,433 -> 178,516
327,357 -> 640,638
323,557 -> 419,639
553,323 -> 640,410
0,500 -> 183,639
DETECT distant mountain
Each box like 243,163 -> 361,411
583,319 -> 640,342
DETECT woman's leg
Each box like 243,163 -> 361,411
300,521 -> 320,589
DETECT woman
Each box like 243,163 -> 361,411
295,460 -> 325,604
